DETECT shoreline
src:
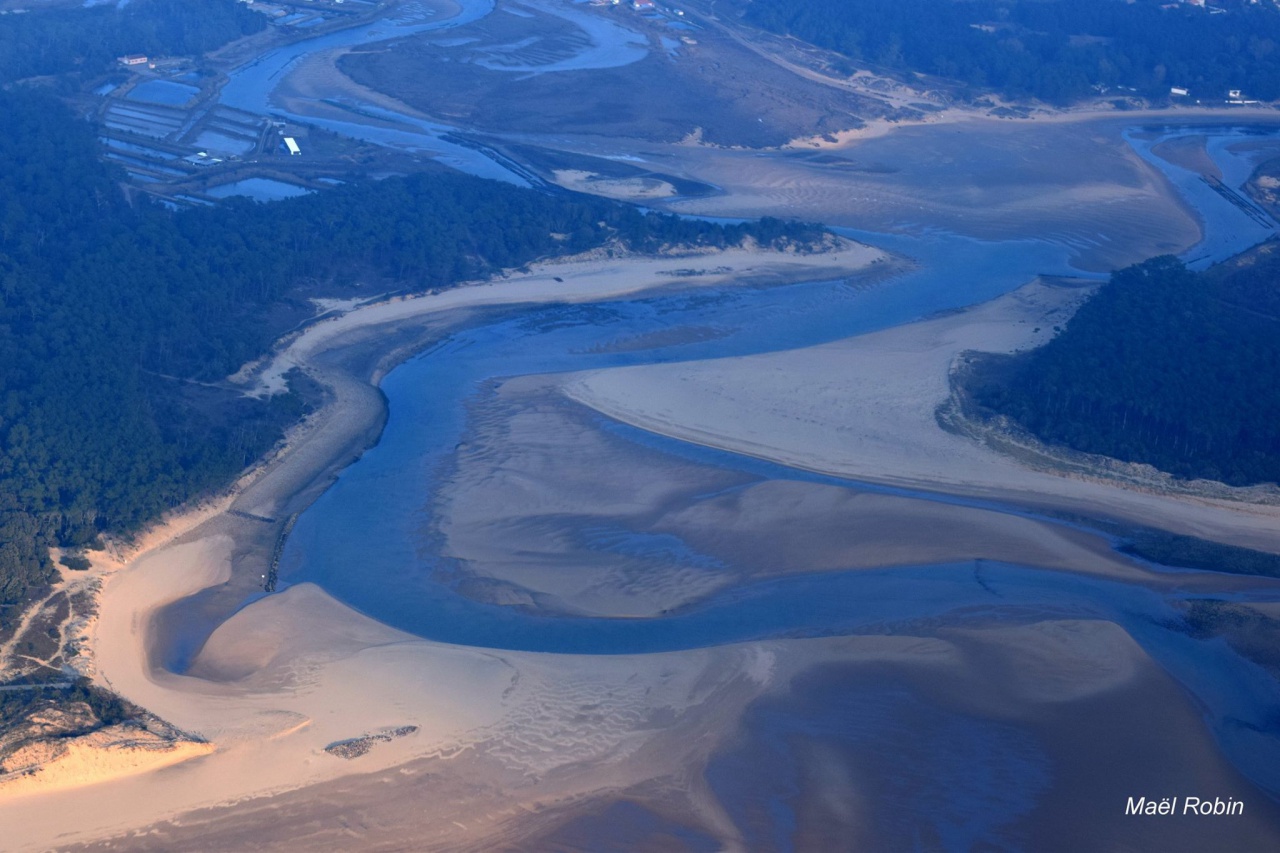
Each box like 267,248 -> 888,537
792,104 -> 1280,149
0,238 -> 891,849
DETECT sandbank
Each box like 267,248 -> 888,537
551,168 -> 677,201
656,116 -> 1214,272
564,277 -> 1280,555
434,372 -> 1236,622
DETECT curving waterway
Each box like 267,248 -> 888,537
252,128 -> 1280,804
216,0 -> 652,184
218,0 -> 525,181
278,127 -> 1279,647
166,10 -> 1280,835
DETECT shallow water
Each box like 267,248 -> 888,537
85,120 -> 1234,844
707,677 -> 1053,850
275,233 -> 1076,630
277,128 -> 1276,645
193,131 -> 256,157
206,177 -> 312,202
278,128 -> 1276,635
99,137 -> 178,159
1126,127 -> 1279,268
243,128 -> 1280,827
472,0 -> 649,74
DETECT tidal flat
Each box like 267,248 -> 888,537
7,8 -> 1280,841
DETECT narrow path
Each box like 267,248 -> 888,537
0,590 -> 59,676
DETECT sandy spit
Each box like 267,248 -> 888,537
565,277 -> 1280,554
239,237 -> 889,396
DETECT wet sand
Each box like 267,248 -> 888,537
8,133 -> 1280,849
0,241 -> 889,850
436,375 -> 1254,624
1151,134 -> 1224,181
252,0 -> 1272,276
652,117 -> 1205,272
700,622 -> 1280,851
50,263 -> 1276,849
310,0 -> 1276,276
68,620 -> 1280,851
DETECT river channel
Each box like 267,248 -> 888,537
129,1 -> 1280,839
251,127 -> 1280,810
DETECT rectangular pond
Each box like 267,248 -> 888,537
206,177 -> 312,202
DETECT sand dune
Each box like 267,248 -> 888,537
0,729 -> 213,800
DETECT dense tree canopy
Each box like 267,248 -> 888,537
966,254 -> 1280,485
745,0 -> 1280,105
0,88 -> 821,623
0,0 -> 265,85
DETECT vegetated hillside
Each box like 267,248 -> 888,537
744,0 -> 1280,105
0,0 -> 265,85
0,88 -> 822,627
963,253 -> 1280,485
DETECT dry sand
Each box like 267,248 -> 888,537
565,277 -> 1280,555
0,731 -> 215,800
6,215 -> 1275,851
4,0 -> 1278,840
1,540 -> 764,850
